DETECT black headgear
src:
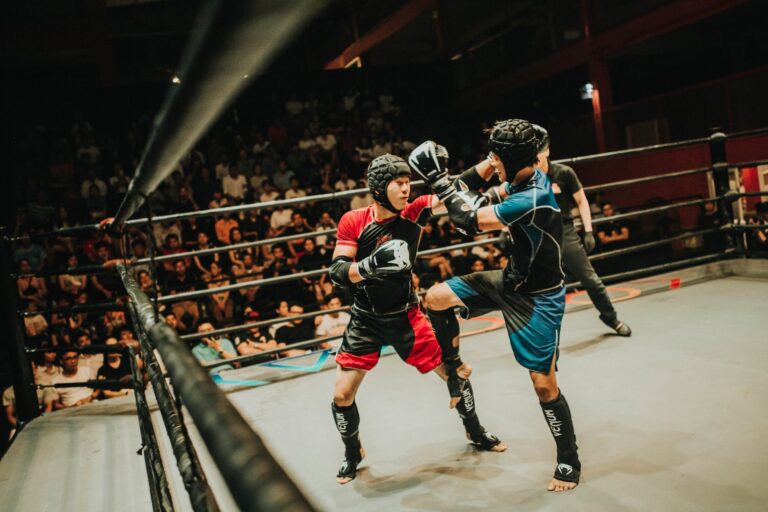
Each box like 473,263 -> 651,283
367,154 -> 412,213
531,124 -> 550,153
487,119 -> 539,182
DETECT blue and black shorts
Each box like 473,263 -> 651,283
445,270 -> 565,373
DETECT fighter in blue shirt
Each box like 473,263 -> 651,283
409,119 -> 581,492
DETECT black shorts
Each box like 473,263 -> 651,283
444,270 -> 565,373
336,305 -> 442,374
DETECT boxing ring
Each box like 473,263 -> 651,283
2,2 -> 768,510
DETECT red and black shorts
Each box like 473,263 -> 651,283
335,305 -> 442,374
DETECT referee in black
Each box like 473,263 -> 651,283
533,125 -> 631,336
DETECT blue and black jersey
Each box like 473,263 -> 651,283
493,169 -> 564,294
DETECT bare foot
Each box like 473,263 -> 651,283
336,447 -> 365,485
449,396 -> 461,409
547,478 -> 578,492
488,441 -> 508,452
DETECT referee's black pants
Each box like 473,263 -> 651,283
562,223 -> 617,323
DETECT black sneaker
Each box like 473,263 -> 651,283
602,317 -> 632,337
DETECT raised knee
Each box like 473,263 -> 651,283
534,385 -> 557,403
424,287 -> 444,310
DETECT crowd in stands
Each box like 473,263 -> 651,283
4,88 -> 511,428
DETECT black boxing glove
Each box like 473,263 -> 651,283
408,141 -> 455,200
583,231 -> 596,253
357,239 -> 412,279
444,190 -> 488,237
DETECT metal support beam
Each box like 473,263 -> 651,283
325,0 -> 433,69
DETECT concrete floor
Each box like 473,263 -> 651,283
2,268 -> 766,511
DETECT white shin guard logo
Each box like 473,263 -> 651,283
557,463 -> 573,476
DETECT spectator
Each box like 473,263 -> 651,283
97,338 -> 133,399
596,201 -> 630,251
165,259 -> 200,330
273,160 -> 295,192
314,212 -> 337,255
13,232 -> 47,272
35,342 -> 62,386
234,311 -> 280,357
249,163 -> 268,194
284,177 -> 307,201
259,181 -> 280,203
48,350 -> 99,411
205,261 -> 235,326
214,213 -> 239,245
90,243 -> 123,301
176,185 -> 199,213
191,322 -> 237,367
192,231 -> 220,277
349,180 -> 374,210
315,294 -> 350,338
355,137 -> 374,164
298,129 -> 317,153
22,300 -> 49,342
232,252 -> 263,304
227,227 -> 252,270
274,303 -> 318,356
236,148 -> 254,176
698,200 -> 723,252
284,212 -> 312,258
58,253 -> 88,298
80,169 -> 108,199
334,170 -> 356,192
16,259 -> 48,308
316,129 -> 338,160
160,233 -> 187,273
74,331 -> 104,377
269,204 -> 294,234
222,166 -> 248,202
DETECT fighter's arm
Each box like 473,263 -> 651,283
330,244 -> 364,285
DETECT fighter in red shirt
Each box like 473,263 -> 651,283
328,154 -> 505,484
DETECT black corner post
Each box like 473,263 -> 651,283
708,129 -> 741,254
0,228 -> 39,424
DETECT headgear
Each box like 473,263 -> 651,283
487,119 -> 539,181
367,154 -> 412,213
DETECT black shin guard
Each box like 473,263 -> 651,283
456,380 -> 502,450
332,401 -> 360,444
540,391 -> 580,470
455,379 -> 481,432
332,401 -> 363,480
426,307 -> 460,360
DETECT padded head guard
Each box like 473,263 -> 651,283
531,124 -> 550,153
487,119 -> 539,181
367,154 -> 412,213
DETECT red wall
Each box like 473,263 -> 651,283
562,132 -> 768,228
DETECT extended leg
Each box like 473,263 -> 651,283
426,283 -> 505,452
530,358 -> 580,491
332,367 -> 367,484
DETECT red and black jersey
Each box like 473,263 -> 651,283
337,195 -> 433,314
